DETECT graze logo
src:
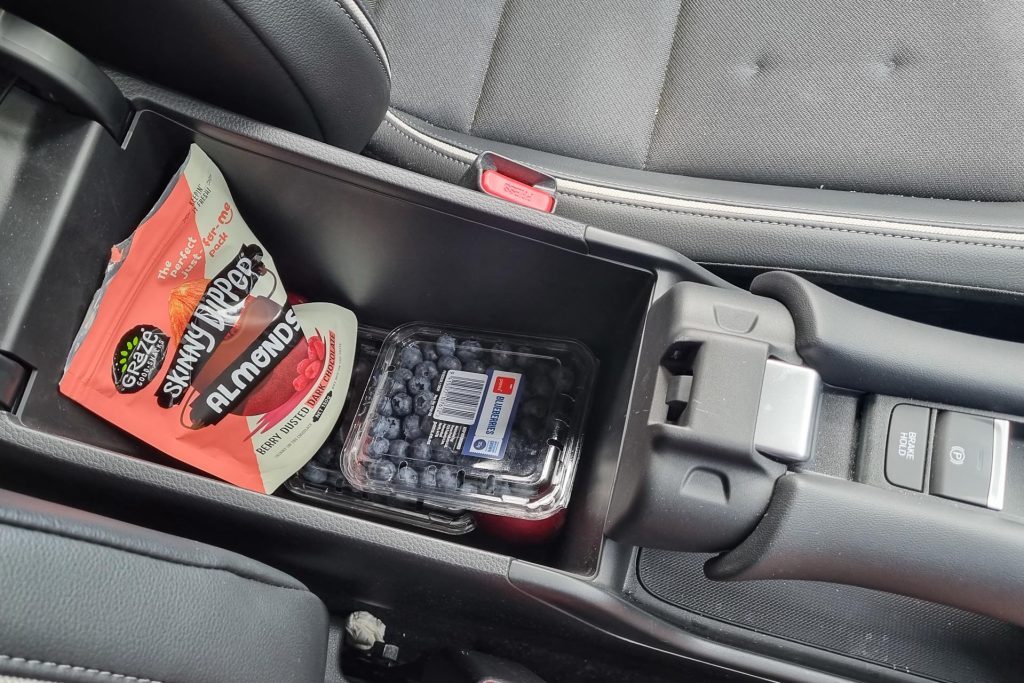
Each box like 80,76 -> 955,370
112,325 -> 169,393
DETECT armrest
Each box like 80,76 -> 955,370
0,488 -> 329,683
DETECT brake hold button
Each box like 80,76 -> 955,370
931,411 -> 1008,509
885,404 -> 930,491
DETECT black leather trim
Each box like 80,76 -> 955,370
0,488 -> 329,683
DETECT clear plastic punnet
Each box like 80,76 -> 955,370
341,324 -> 597,519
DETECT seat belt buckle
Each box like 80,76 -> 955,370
463,152 -> 557,213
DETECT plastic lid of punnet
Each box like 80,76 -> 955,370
341,324 -> 597,519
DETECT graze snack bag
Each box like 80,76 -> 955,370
61,144 -> 358,493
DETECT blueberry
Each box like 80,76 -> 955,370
366,436 -> 390,459
395,465 -> 419,487
414,361 -> 439,381
436,334 -> 457,357
367,459 -> 396,482
456,339 -> 483,363
463,359 -> 486,374
420,416 -> 433,434
436,465 -> 460,490
392,393 -> 413,417
375,394 -> 394,417
370,415 -> 393,438
399,344 -> 424,369
413,391 -> 433,416
422,345 -> 440,362
419,465 -> 438,488
553,366 -> 575,393
388,439 -> 410,460
437,355 -> 462,372
430,440 -> 456,464
407,375 -> 433,396
522,397 -> 547,419
491,342 -> 514,368
410,437 -> 432,460
386,377 -> 407,397
402,414 -> 424,440
393,367 -> 414,384
515,346 -> 536,368
299,463 -> 329,484
313,441 -> 339,466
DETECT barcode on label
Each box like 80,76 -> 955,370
433,371 -> 487,425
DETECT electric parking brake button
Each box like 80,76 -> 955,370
885,404 -> 930,491
930,411 -> 1007,509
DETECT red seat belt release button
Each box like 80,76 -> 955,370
466,152 -> 557,213
480,170 -> 555,213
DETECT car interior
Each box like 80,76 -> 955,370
1,2 -> 1023,682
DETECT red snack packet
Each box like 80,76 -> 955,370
61,145 -> 358,493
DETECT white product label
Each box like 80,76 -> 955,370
461,370 -> 523,460
433,370 -> 488,425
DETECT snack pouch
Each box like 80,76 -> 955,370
61,144 -> 357,493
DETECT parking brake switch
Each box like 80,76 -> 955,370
930,411 -> 1009,510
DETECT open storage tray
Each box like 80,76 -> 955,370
0,90 -> 707,576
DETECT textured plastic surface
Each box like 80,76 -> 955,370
285,326 -> 475,534
636,549 -> 1024,683
0,11 -> 128,138
606,282 -> 794,551
708,472 -> 1024,627
342,325 -> 596,519
753,270 -> 1024,415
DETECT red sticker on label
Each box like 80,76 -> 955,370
493,376 -> 516,395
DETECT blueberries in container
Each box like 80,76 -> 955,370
388,439 -> 409,460
491,342 -> 514,368
436,334 -> 457,357
300,462 -> 330,485
407,375 -> 433,396
456,339 -> 483,363
376,394 -> 394,417
422,345 -> 440,362
395,465 -> 419,488
367,459 -> 397,482
431,441 -> 456,464
391,392 -> 413,417
463,359 -> 486,374
413,391 -> 433,416
437,355 -> 462,372
436,464 -> 460,490
313,441 -> 340,466
366,437 -> 390,459
370,415 -> 393,438
402,414 -> 424,440
410,437 -> 431,460
419,465 -> 438,488
413,360 -> 439,381
386,377 -> 407,397
393,366 -> 414,385
399,344 -> 424,369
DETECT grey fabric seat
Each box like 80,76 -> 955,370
366,0 -> 1024,201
